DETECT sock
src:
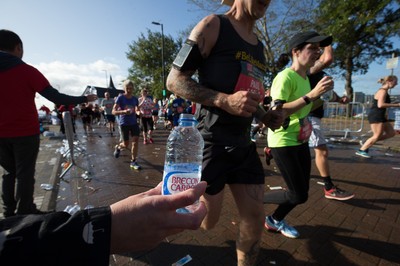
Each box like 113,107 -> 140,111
323,176 -> 334,190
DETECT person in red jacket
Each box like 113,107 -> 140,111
0,29 -> 97,217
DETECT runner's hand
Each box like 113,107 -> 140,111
223,91 -> 261,117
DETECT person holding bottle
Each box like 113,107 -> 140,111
166,0 -> 284,264
356,75 -> 399,158
0,29 -> 97,217
263,31 -> 334,238
138,87 -> 155,144
112,80 -> 141,170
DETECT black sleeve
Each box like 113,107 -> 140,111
39,86 -> 88,105
0,207 -> 111,266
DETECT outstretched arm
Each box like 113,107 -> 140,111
0,182 -> 207,265
40,86 -> 97,105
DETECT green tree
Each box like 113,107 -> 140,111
188,0 -> 400,97
255,0 -> 318,86
126,29 -> 180,99
314,0 -> 400,98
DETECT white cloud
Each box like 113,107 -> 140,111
34,60 -> 128,109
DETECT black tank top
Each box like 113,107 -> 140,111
196,15 -> 267,146
308,71 -> 325,118
367,92 -> 391,123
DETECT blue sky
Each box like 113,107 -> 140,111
2,0 -> 212,108
1,0 -> 399,109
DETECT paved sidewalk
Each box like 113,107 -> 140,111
1,121 -> 399,265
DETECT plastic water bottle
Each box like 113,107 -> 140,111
320,90 -> 334,101
320,73 -> 334,101
87,86 -> 97,103
162,113 -> 204,213
89,86 -> 97,95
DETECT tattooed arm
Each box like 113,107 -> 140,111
166,14 -> 261,118
309,45 -> 334,75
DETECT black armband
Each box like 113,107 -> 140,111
172,39 -> 203,71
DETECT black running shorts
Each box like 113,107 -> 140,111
201,142 -> 265,195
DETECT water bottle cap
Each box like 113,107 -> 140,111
178,113 -> 197,124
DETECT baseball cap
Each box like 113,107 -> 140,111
288,31 -> 332,52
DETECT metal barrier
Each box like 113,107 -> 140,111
394,110 -> 400,131
59,111 -> 89,179
320,102 -> 366,140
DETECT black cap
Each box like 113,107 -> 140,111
288,31 -> 333,52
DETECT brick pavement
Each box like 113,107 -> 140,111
1,121 -> 399,265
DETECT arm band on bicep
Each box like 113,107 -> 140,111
172,39 -> 203,71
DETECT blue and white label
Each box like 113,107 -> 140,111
162,163 -> 201,195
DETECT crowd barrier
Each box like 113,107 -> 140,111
394,110 -> 400,131
59,111 -> 89,179
320,102 -> 366,140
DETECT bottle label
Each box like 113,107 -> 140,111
162,163 -> 201,195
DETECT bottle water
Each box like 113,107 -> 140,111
320,90 -> 334,101
162,113 -> 204,213
89,86 -> 97,96
320,73 -> 334,101
87,86 -> 97,103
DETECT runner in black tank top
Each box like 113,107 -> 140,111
357,75 -> 399,158
166,1 -> 285,264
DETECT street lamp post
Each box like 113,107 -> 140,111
152,21 -> 166,100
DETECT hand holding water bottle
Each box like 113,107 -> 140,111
315,75 -> 334,101
162,114 -> 204,213
109,181 -> 207,253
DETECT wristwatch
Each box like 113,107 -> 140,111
302,95 -> 311,105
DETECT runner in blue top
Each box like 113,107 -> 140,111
112,80 -> 141,170
171,95 -> 187,127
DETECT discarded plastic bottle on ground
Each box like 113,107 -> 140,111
162,113 -> 204,213
40,183 -> 53,191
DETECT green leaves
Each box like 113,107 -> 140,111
126,30 -> 180,99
